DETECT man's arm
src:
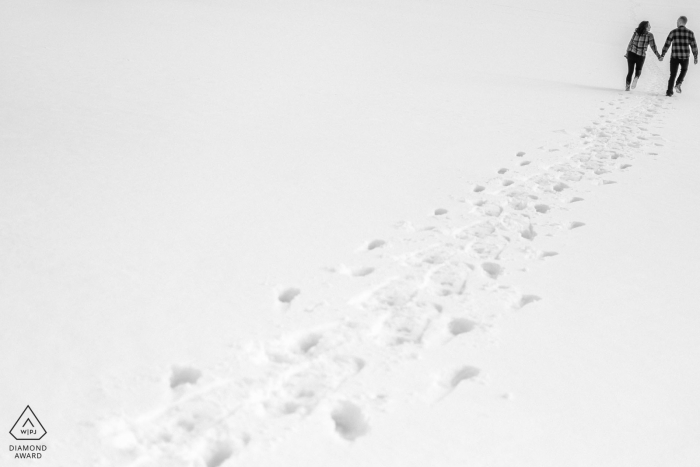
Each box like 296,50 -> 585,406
691,31 -> 699,63
661,30 -> 674,57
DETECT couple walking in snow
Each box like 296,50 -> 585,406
624,16 -> 698,96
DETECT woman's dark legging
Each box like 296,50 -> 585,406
626,52 -> 646,85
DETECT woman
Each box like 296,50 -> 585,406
624,21 -> 661,90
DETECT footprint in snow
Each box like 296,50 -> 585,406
278,287 -> 301,305
477,202 -> 503,217
331,401 -> 370,441
431,365 -> 481,402
517,294 -> 541,308
498,168 -> 508,174
455,222 -> 496,240
534,204 -> 550,214
359,277 -> 421,310
366,239 -> 387,251
481,262 -> 503,279
403,244 -> 457,266
266,355 -> 366,414
427,262 -> 470,297
502,180 -> 514,187
296,332 -> 324,355
507,195 -> 529,211
265,332 -> 324,363
434,208 -> 448,216
470,240 -> 507,260
516,151 -> 526,157
473,185 -> 486,193
521,224 -> 537,241
203,441 -> 235,467
170,365 -> 203,389
447,317 -> 477,337
520,160 -> 531,166
352,266 -> 375,277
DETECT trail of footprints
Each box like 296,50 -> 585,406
98,86 -> 671,466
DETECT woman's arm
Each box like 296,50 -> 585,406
649,33 -> 660,58
625,32 -> 635,57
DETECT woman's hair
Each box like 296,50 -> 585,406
635,21 -> 650,35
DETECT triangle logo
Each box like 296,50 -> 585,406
9,406 -> 46,441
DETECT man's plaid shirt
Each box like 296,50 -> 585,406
662,26 -> 699,60
627,32 -> 659,57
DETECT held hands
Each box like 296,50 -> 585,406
658,55 -> 664,61
696,57 -> 698,65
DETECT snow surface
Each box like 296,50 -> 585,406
1,0 -> 700,466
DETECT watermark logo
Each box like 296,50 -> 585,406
9,406 -> 46,441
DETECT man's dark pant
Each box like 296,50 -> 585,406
667,57 -> 690,94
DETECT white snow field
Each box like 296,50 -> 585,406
2,0 -> 700,465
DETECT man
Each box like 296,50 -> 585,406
660,16 -> 699,97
